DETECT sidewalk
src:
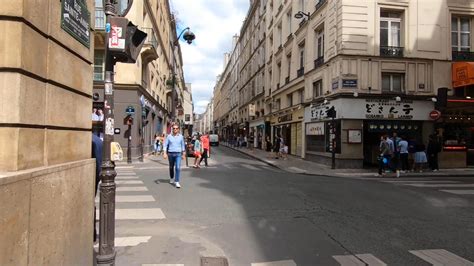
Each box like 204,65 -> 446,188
221,142 -> 474,179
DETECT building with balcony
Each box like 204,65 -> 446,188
214,0 -> 474,169
93,0 -> 187,158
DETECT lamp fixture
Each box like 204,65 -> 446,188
394,96 -> 401,102
353,91 -> 358,97
431,97 -> 437,102
294,11 -> 310,19
323,99 -> 328,104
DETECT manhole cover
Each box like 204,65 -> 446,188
201,256 -> 229,266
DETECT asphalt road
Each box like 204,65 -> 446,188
110,146 -> 474,266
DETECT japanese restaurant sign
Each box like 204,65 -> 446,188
304,98 -> 434,122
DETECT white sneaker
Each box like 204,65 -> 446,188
175,182 -> 181,188
169,178 -> 174,184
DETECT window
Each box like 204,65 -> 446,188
299,0 -> 305,12
299,46 -> 304,69
287,10 -> 292,35
298,89 -> 304,104
316,29 -> 324,58
94,50 -> 104,81
313,80 -> 323,98
380,11 -> 401,47
382,73 -> 404,93
275,98 -> 281,110
287,93 -> 293,107
286,53 -> 291,79
277,23 -> 282,46
452,16 -> 471,51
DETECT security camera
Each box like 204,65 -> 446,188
93,92 -> 100,101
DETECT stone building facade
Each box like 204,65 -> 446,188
214,0 -> 474,168
0,1 -> 95,264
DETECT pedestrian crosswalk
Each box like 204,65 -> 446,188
382,179 -> 474,195
133,249 -> 472,265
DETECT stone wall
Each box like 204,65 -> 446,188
0,0 -> 95,265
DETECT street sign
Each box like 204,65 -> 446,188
126,105 -> 135,115
429,110 -> 441,120
61,0 -> 90,48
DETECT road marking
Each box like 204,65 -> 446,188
116,175 -> 139,179
333,254 -> 386,266
251,259 -> 297,266
409,249 -> 473,265
142,264 -> 184,266
242,164 -> 259,170
261,166 -> 280,172
440,189 -> 474,195
222,164 -> 236,169
116,186 -> 148,192
406,184 -> 474,188
116,180 -> 144,185
116,166 -> 134,169
94,236 -> 152,248
96,208 -> 166,220
95,195 -> 155,203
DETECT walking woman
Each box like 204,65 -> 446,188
193,134 -> 203,168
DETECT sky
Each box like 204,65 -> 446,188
170,0 -> 250,114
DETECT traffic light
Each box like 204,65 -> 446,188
108,17 -> 147,63
436,87 -> 448,109
123,115 -> 133,125
326,106 -> 336,118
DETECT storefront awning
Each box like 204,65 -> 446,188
452,62 -> 474,88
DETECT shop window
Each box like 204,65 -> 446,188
382,73 -> 404,93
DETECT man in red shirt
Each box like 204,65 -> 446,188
199,134 -> 210,167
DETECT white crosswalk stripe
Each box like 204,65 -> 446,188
251,260 -> 297,266
409,249 -> 473,265
116,180 -> 144,185
382,180 -> 460,184
115,165 -> 134,169
333,254 -> 386,266
116,175 -> 139,179
96,208 -> 166,220
261,166 -> 280,172
142,264 -> 184,266
95,195 -> 155,203
116,186 -> 148,192
406,184 -> 474,188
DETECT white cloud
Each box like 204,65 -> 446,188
170,0 -> 249,114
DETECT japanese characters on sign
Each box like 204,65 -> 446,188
306,122 -> 325,136
309,103 -> 334,121
365,99 -> 414,120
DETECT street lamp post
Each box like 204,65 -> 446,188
96,1 -> 118,265
170,27 -> 195,124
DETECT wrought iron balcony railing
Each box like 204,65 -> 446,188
314,56 -> 324,69
380,46 -> 404,57
297,67 -> 304,77
452,51 -> 474,61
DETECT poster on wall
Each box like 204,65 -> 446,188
306,122 -> 325,135
347,129 -> 362,144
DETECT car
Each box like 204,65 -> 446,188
209,134 -> 219,146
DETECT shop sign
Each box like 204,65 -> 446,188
249,103 -> 256,116
278,113 -> 293,123
429,110 -> 441,120
342,79 -> 357,88
364,99 -> 414,120
61,0 -> 90,48
306,122 -> 325,135
309,103 -> 336,121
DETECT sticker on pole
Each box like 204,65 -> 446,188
105,83 -> 113,95
105,23 -> 111,33
109,26 -> 125,49
105,118 -> 115,135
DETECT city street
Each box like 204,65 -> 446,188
99,146 -> 474,266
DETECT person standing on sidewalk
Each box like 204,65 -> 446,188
427,134 -> 441,171
163,124 -> 186,188
199,134 -> 209,167
398,135 -> 409,173
378,135 -> 391,176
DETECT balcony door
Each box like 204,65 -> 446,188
380,12 -> 401,48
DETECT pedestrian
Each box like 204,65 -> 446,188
163,124 -> 186,188
192,134 -> 202,168
273,135 -> 281,159
153,133 -> 161,155
281,144 -> 288,160
391,132 -> 401,176
265,136 -> 272,157
198,133 -> 209,167
413,142 -> 428,172
427,134 -> 441,171
378,135 -> 391,176
91,133 -> 103,242
398,135 -> 409,173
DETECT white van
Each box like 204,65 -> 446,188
209,134 -> 219,146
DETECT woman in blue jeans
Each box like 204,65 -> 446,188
163,125 -> 186,188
